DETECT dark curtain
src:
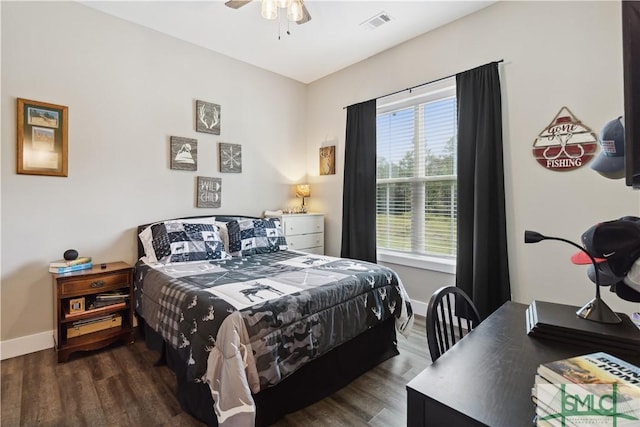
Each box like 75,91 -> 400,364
455,62 -> 511,319
341,99 -> 377,262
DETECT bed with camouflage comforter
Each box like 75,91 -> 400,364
134,249 -> 413,426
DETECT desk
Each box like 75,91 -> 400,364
406,301 -> 640,427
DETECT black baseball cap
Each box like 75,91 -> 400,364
571,217 -> 640,276
590,117 -> 625,180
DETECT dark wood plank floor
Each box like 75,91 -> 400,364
1,316 -> 428,427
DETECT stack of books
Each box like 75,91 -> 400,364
531,352 -> 640,426
49,256 -> 92,273
526,300 -> 640,358
67,313 -> 122,338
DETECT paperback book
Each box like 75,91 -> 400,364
49,256 -> 92,268
49,261 -> 92,274
537,352 -> 640,389
65,301 -> 126,319
532,352 -> 640,426
95,291 -> 129,301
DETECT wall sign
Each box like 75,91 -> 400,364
532,107 -> 598,172
196,176 -> 221,208
219,142 -> 242,173
196,100 -> 221,135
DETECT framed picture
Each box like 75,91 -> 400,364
219,142 -> 242,173
320,145 -> 336,175
196,100 -> 221,135
196,176 -> 221,208
69,297 -> 85,314
17,98 -> 68,177
170,136 -> 198,171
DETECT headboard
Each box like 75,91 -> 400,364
136,214 -> 259,259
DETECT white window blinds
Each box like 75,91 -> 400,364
376,78 -> 457,258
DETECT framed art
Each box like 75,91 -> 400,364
17,98 -> 68,177
320,145 -> 335,175
170,136 -> 198,171
219,142 -> 242,173
196,176 -> 221,208
196,100 -> 221,135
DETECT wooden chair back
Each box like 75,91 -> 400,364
426,286 -> 482,361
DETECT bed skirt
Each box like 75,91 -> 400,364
141,316 -> 399,426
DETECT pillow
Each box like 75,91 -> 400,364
138,217 -> 229,263
214,221 -> 230,254
227,218 -> 287,256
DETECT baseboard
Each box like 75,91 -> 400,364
0,330 -> 54,360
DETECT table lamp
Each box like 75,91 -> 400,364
295,184 -> 310,213
524,230 -> 622,324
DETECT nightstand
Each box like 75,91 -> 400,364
267,213 -> 324,254
52,261 -> 134,362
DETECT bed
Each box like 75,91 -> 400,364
134,215 -> 413,426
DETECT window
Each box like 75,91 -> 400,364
376,78 -> 457,261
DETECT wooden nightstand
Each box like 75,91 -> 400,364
267,213 -> 324,254
52,261 -> 134,362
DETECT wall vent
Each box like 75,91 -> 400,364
360,12 -> 392,30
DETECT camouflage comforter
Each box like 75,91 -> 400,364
134,250 -> 413,426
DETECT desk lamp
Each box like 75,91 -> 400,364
524,230 -> 622,324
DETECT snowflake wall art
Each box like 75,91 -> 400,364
219,142 -> 242,173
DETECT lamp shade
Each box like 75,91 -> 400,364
261,0 -> 278,20
287,0 -> 304,22
295,184 -> 310,198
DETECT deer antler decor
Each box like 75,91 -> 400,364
196,100 -> 221,135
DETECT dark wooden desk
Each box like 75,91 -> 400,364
406,301 -> 640,427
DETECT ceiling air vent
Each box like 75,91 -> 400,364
360,12 -> 392,30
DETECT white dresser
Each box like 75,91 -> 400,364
267,213 -> 324,255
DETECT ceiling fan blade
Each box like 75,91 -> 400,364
296,2 -> 312,24
225,0 -> 252,9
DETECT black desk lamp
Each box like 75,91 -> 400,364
524,230 -> 622,324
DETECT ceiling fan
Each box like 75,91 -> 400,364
225,0 -> 312,24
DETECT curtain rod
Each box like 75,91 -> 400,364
342,59 -> 504,110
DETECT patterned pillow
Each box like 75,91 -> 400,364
227,218 -> 287,256
139,219 -> 229,263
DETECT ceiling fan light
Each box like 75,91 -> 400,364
261,0 -> 278,20
287,0 -> 303,22
276,0 -> 289,9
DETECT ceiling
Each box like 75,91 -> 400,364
80,1 -> 496,84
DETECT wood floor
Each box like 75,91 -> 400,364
1,316 -> 429,427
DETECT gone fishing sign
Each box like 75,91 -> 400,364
533,107 -> 598,171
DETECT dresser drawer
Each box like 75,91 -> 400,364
60,272 -> 130,296
282,215 -> 324,236
287,233 -> 324,251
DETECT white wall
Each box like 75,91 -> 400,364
306,1 -> 640,314
1,1 -> 307,345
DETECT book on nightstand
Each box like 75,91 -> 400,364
49,256 -> 92,268
49,261 -> 93,274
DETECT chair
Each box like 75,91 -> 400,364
426,286 -> 482,362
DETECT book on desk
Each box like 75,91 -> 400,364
526,300 -> 640,357
531,352 -> 640,426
